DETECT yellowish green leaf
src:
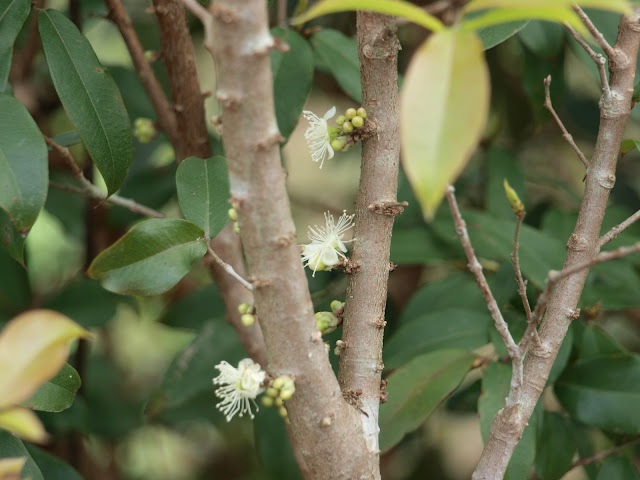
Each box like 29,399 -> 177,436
0,310 -> 90,410
465,0 -> 632,15
292,0 -> 444,32
400,29 -> 489,220
0,407 -> 47,443
462,7 -> 589,38
0,457 -> 26,479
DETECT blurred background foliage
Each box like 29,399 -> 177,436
2,0 -> 640,478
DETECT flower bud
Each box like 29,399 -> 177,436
336,115 -> 346,126
275,396 -> 284,407
266,387 -> 279,398
351,116 -> 364,128
262,396 -> 274,407
278,406 -> 288,418
503,179 -> 525,216
144,50 -> 157,62
331,137 -> 346,151
133,118 -> 156,144
345,108 -> 357,119
238,302 -> 250,314
342,121 -> 354,133
233,222 -> 240,234
356,107 -> 367,118
228,207 -> 238,221
315,311 -> 339,335
241,313 -> 255,327
280,387 -> 295,400
330,300 -> 345,312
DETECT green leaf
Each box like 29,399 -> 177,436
385,308 -> 490,369
48,130 -> 82,150
401,30 -> 489,220
271,27 -> 313,140
466,0 -> 632,14
633,81 -> 640,103
23,363 -> 80,412
379,349 -> 475,452
478,362 -> 539,480
477,20 -> 530,50
292,0 -> 444,32
161,284 -> 226,330
535,412 -> 577,480
176,156 -> 230,239
389,227 -> 457,265
548,322 -> 574,384
555,354 -> 640,434
87,218 -> 207,296
311,29 -> 362,103
486,147 -> 526,220
0,208 -> 26,264
0,244 -> 30,318
0,0 -> 31,92
38,9 -> 132,195
621,138 -> 640,155
0,430 -> 43,480
254,407 -> 303,480
596,457 -> 640,480
24,444 -> 85,480
574,323 -> 628,360
518,20 -> 566,57
0,94 -> 48,233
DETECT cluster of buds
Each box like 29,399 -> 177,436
133,118 -> 157,144
237,302 -> 257,327
228,207 -> 240,234
331,107 -> 367,153
314,300 -> 345,336
262,375 -> 295,421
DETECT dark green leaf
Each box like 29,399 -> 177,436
555,354 -> 640,434
311,29 -> 361,103
389,226 -> 457,265
48,130 -> 82,149
0,94 -> 48,232
271,27 -> 313,140
25,444 -> 85,480
23,363 -> 81,412
0,0 -> 31,92
379,349 -> 475,452
161,284 -> 226,330
574,323 -> 628,360
150,320 -> 244,418
478,362 -> 538,480
176,156 -> 230,239
88,218 -> 207,296
535,412 -> 576,480
39,9 -> 132,195
596,457 -> 640,480
0,243 -> 30,319
548,322 -> 574,384
0,430 -> 43,480
518,20 -> 565,57
385,308 -> 490,369
0,208 -> 26,264
44,278 -> 119,328
477,20 -> 529,50
254,407 -> 303,480
633,81 -> 640,103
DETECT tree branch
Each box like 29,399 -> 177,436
104,0 -> 180,146
208,1 -> 375,477
574,6 -> 617,59
206,245 -> 253,291
565,23 -> 610,95
569,436 -> 640,472
543,75 -> 590,169
599,207 -> 640,246
473,9 -> 640,479
337,12 -> 401,464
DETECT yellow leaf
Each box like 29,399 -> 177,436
292,0 -> 444,32
400,29 -> 489,220
0,457 -> 26,480
465,0 -> 632,15
0,310 -> 90,409
0,407 -> 48,443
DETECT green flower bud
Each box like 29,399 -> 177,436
228,207 -> 238,221
262,396 -> 274,407
275,396 -> 284,407
247,305 -> 256,314
133,118 -> 156,144
273,377 -> 285,389
356,107 -> 367,118
238,302 -> 250,314
241,313 -> 255,327
328,126 -> 341,135
336,115 -> 346,126
233,222 -> 240,234
330,300 -> 345,312
342,121 -> 354,133
345,108 -> 357,120
280,387 -> 295,400
278,405 -> 288,418
266,387 -> 279,398
144,50 -> 157,62
331,137 -> 346,151
503,179 -> 525,216
315,311 -> 339,335
351,116 -> 364,128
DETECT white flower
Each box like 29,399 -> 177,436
303,106 -> 336,168
301,210 -> 355,277
213,358 -> 266,421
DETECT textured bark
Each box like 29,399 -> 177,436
209,1 -> 376,478
338,11 -> 401,467
473,10 -> 640,479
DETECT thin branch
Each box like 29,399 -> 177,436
569,437 -> 640,472
543,75 -> 590,169
104,0 -> 180,146
277,0 -> 287,26
599,208 -> 640,246
182,0 -> 213,48
573,6 -> 617,59
445,186 -> 520,362
206,246 -> 253,291
565,23 -> 610,95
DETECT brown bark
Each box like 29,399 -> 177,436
337,11 -> 401,468
208,1 -> 376,478
473,9 -> 640,479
